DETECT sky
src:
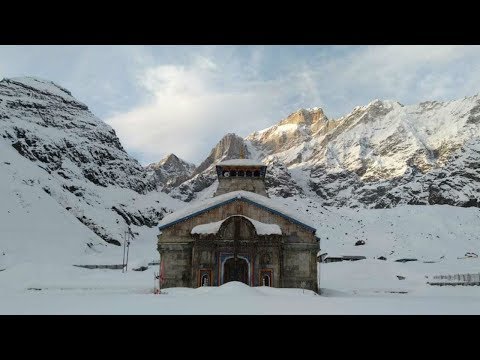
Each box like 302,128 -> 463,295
1,45 -> 480,165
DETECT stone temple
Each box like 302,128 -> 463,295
157,159 -> 320,291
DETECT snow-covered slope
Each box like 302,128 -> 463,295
1,77 -> 153,192
273,196 -> 480,260
0,77 -> 182,259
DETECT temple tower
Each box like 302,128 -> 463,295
214,159 -> 268,197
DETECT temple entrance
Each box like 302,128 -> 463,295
223,257 -> 249,285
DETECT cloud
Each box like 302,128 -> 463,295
302,45 -> 480,117
0,45 -> 156,118
105,56 -> 283,165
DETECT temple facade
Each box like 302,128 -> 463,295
157,159 -> 320,291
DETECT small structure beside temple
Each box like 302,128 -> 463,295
157,159 -> 319,292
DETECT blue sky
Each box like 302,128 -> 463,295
1,45 -> 480,165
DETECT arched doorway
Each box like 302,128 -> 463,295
260,269 -> 273,287
223,257 -> 249,285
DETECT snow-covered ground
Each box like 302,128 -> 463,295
2,149 -> 479,313
1,188 -> 479,314
1,261 -> 480,314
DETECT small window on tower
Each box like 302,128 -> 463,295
230,170 -> 237,177
238,170 -> 245,177
253,170 -> 260,177
246,170 -> 252,177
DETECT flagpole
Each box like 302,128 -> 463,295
122,231 -> 127,273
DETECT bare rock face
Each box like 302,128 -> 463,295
194,133 -> 250,175
264,158 -> 304,198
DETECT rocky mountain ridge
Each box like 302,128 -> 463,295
156,95 -> 480,208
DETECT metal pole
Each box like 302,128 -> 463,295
125,233 -> 130,272
122,231 -> 127,273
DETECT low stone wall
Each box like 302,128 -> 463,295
73,264 -> 124,270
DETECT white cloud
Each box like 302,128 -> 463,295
308,45 -> 480,116
105,58 -> 282,165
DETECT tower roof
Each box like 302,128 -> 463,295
217,159 -> 265,167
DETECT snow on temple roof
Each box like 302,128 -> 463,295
158,190 -> 316,233
191,215 -> 282,236
217,159 -> 265,167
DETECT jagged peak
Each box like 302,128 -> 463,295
290,106 -> 326,117
148,153 -> 195,170
341,99 -> 402,120
275,107 -> 328,127
193,132 -> 249,175
365,99 -> 402,108
161,153 -> 179,164
221,132 -> 243,140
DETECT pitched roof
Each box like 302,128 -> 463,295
158,190 -> 317,233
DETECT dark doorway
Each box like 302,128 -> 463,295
223,257 -> 249,285
260,269 -> 273,287
201,274 -> 209,286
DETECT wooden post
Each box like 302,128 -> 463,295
154,271 -> 157,294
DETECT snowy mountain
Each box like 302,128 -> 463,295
1,76 -> 478,265
0,77 -> 182,259
159,96 -> 480,207
146,153 -> 195,193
